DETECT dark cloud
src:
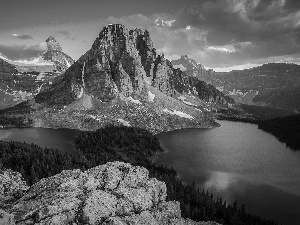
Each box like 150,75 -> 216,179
55,30 -> 75,40
283,0 -> 300,12
165,0 -> 300,67
12,34 -> 33,40
0,43 -> 47,60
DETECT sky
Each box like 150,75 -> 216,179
1,0 -> 300,71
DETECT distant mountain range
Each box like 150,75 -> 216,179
0,36 -> 74,73
172,56 -> 300,113
0,37 -> 74,109
0,24 -> 239,132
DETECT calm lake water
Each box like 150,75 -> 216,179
0,127 -> 80,151
156,120 -> 300,225
0,122 -> 300,225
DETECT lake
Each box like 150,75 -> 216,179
0,122 -> 300,225
156,120 -> 300,225
0,127 -> 80,151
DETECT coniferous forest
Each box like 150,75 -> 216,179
0,125 -> 279,225
258,115 -> 300,151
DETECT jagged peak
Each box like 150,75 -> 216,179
100,24 -> 128,37
46,36 -> 56,42
46,36 -> 62,52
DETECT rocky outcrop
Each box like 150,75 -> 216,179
1,162 -> 219,225
0,169 -> 29,208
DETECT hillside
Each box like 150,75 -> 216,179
258,115 -> 300,150
172,56 -> 300,113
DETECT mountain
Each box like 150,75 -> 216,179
172,56 -> 300,113
11,24 -> 241,133
0,37 -> 74,109
13,36 -> 74,73
172,55 -> 215,81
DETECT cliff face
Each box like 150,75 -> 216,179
0,162 -> 218,225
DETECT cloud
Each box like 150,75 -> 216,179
162,0 -> 300,67
0,43 -> 47,60
55,30 -> 75,40
12,34 -> 33,40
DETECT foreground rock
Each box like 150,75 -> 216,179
0,162 -> 220,225
0,169 -> 29,208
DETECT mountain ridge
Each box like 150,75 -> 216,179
172,55 -> 300,114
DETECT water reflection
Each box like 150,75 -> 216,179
204,171 -> 235,192
156,120 -> 300,225
0,128 -> 80,151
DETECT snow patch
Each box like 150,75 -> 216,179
228,89 -> 247,97
177,96 -> 186,101
173,64 -> 187,71
163,109 -> 194,119
36,73 -> 45,81
128,96 -> 142,104
216,86 -> 224,92
117,119 -> 131,127
183,100 -> 197,106
37,84 -> 44,93
90,115 -> 101,122
78,87 -> 84,99
178,96 -> 197,106
148,91 -> 155,102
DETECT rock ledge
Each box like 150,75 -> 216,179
0,161 -> 220,225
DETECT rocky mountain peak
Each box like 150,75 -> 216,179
45,36 -> 62,52
37,36 -> 74,72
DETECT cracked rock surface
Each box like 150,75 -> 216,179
1,162 -> 220,225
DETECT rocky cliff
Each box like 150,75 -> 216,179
0,161 -> 218,225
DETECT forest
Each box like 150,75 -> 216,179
0,125 -> 279,225
258,115 -> 300,151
